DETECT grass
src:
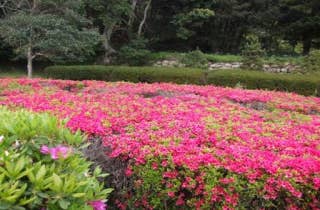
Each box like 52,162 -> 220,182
149,51 -> 304,64
205,54 -> 243,62
0,63 -> 44,78
149,52 -> 243,63
263,55 -> 304,65
0,70 -> 45,78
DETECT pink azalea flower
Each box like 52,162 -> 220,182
40,145 -> 72,160
1,78 -> 320,208
40,145 -> 50,154
88,200 -> 107,210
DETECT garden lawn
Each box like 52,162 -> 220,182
0,78 -> 319,209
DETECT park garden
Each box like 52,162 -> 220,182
0,0 -> 320,209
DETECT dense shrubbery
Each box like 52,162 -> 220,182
180,49 -> 208,68
1,79 -> 319,209
207,70 -> 320,96
117,38 -> 151,66
149,52 -> 243,63
0,108 -> 112,210
44,66 -> 204,85
302,50 -> 320,73
44,65 -> 320,96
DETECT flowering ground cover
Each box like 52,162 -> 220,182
0,78 -> 319,209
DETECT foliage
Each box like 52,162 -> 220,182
0,79 -> 319,209
44,65 -> 320,96
263,55 -> 303,65
204,54 -> 243,63
180,49 -> 208,69
241,34 -> 265,71
84,0 -> 131,63
0,13 -> 100,63
0,0 -> 319,61
117,38 -> 151,66
302,50 -> 320,73
173,8 -> 214,40
0,108 -> 112,209
149,52 -> 243,63
44,66 -> 204,85
207,70 -> 320,96
279,0 -> 320,55
85,0 -> 130,26
132,51 -> 303,65
0,0 -> 101,77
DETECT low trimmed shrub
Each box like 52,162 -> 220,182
44,65 -> 320,96
207,70 -> 320,96
0,108 -> 112,210
44,65 -> 114,81
45,66 -> 205,85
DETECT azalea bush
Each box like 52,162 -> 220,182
0,108 -> 112,210
0,78 -> 320,209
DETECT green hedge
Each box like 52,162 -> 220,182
207,70 -> 320,96
44,65 -> 320,96
44,66 -> 204,85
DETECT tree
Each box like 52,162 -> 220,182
280,0 -> 320,54
146,0 -> 250,53
172,8 -> 214,40
128,0 -> 152,39
0,0 -> 100,78
85,0 -> 131,64
241,34 -> 265,70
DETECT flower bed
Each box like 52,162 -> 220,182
0,78 -> 320,209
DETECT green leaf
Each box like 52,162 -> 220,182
37,192 -> 49,199
27,170 -> 35,183
51,173 -> 63,191
72,193 -> 86,198
36,165 -> 46,181
0,202 -> 12,209
58,199 -> 70,210
19,196 -> 37,205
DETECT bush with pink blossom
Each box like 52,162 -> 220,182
0,108 -> 112,209
0,78 -> 319,209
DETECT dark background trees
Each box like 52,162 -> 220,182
0,0 -> 319,70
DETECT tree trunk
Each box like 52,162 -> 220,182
27,46 -> 33,79
102,25 -> 116,64
128,0 -> 138,28
138,0 -> 152,37
128,0 -> 138,39
302,38 -> 311,55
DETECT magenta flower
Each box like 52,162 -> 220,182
40,145 -> 72,160
40,145 -> 50,154
88,200 -> 106,210
2,78 -> 320,208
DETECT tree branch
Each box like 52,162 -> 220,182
138,0 -> 152,37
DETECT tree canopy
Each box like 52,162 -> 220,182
0,0 -> 100,77
0,0 -> 319,73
